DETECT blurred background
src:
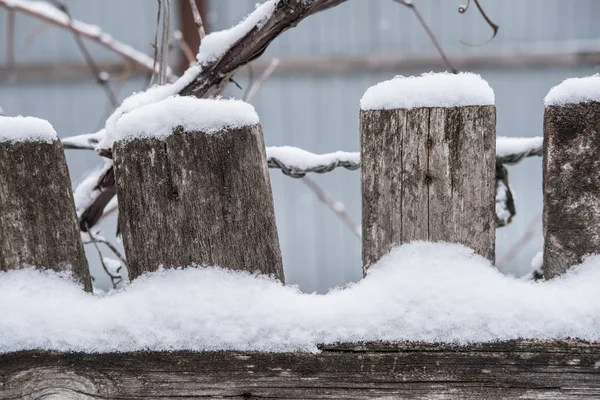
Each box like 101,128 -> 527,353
1,0 -> 598,293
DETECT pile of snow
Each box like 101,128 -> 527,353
1,242 -> 599,353
496,136 -> 543,158
0,115 -> 57,143
109,96 -> 259,143
545,74 -> 600,106
360,72 -> 495,110
196,0 -> 278,64
267,146 -> 359,170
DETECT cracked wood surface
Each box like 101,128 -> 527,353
543,101 -> 600,278
113,124 -> 283,282
360,106 -> 496,270
1,340 -> 599,399
0,139 -> 90,291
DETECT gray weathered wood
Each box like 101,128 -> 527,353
361,106 -> 496,270
1,340 -> 599,399
543,101 -> 600,279
0,139 -> 90,291
113,124 -> 284,282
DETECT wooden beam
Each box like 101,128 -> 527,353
1,341 -> 599,398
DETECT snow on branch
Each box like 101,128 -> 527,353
0,0 -> 176,82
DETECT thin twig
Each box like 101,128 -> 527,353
158,0 -> 171,85
82,236 -> 127,266
149,0 -> 161,87
392,0 -> 457,74
458,0 -> 499,47
244,59 -> 280,102
6,9 -> 15,82
85,227 -> 122,289
188,0 -> 206,45
301,176 -> 361,238
53,2 -> 118,107
0,0 -> 177,82
173,30 -> 195,65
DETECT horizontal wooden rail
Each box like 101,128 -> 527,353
1,340 -> 599,399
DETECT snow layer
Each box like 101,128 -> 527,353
196,0 -> 278,64
0,115 -> 57,143
496,136 -> 543,157
1,242 -> 599,353
267,146 -> 359,170
545,75 -> 600,106
111,96 -> 259,142
360,72 -> 495,110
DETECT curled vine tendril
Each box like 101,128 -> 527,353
458,0 -> 499,47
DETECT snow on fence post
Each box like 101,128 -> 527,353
110,97 -> 284,282
359,73 -> 496,271
543,76 -> 600,279
0,116 -> 91,291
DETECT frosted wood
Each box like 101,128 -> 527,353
113,124 -> 284,282
361,106 -> 496,270
1,340 -> 599,399
543,101 -> 600,278
0,140 -> 91,291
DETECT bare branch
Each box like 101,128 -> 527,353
85,228 -> 122,289
244,58 -> 280,102
302,176 -> 361,239
158,0 -> 172,85
0,0 -> 177,82
392,0 -> 457,74
188,0 -> 206,44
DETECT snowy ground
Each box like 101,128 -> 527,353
1,242 -> 598,353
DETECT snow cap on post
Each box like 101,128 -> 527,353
0,115 -> 58,143
360,72 -> 495,110
106,96 -> 259,144
112,96 -> 283,283
360,72 -> 496,271
543,74 -> 600,279
544,74 -> 600,106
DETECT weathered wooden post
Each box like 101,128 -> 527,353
111,97 -> 284,282
543,76 -> 600,278
360,73 -> 496,271
0,116 -> 91,291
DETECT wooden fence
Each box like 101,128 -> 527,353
1,80 -> 599,399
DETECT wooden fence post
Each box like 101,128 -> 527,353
0,116 -> 91,291
543,76 -> 600,279
360,73 -> 496,272
112,97 -> 284,282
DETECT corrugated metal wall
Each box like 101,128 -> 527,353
1,0 -> 598,292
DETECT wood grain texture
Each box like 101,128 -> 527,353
361,106 -> 496,270
0,139 -> 90,291
113,124 -> 284,282
1,340 -> 599,399
543,101 -> 600,278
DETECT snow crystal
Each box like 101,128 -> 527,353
496,136 -> 543,158
196,0 -> 278,64
545,75 -> 600,106
267,146 -> 359,170
0,115 -> 57,143
110,96 -> 259,143
1,242 -> 600,353
360,72 -> 495,110
495,180 -> 512,224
